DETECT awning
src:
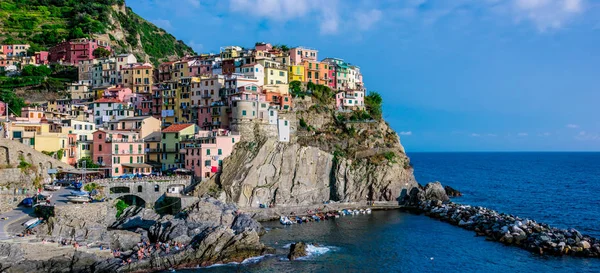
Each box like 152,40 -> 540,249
60,169 -> 102,175
121,163 -> 153,168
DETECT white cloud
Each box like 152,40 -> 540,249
511,0 -> 585,31
518,132 -> 529,136
487,133 -> 498,137
184,0 -> 200,8
356,9 -> 383,31
151,19 -> 173,31
399,131 -> 413,136
576,131 -> 600,140
471,133 -> 481,137
538,132 -> 551,136
567,124 -> 579,128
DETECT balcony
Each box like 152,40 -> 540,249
114,150 -> 143,155
105,138 -> 144,143
146,148 -> 161,153
201,94 -> 212,99
162,148 -> 178,153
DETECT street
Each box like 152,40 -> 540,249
0,188 -> 72,240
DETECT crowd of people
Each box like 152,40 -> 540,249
113,240 -> 187,265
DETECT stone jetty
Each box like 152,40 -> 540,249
418,199 -> 600,257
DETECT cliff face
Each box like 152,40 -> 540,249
204,96 -> 418,208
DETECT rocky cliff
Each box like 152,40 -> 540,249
200,95 -> 419,208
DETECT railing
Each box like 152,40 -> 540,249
113,150 -> 144,155
106,138 -> 144,143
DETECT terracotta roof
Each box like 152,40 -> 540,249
162,124 -> 194,132
94,98 -> 122,103
241,63 -> 258,68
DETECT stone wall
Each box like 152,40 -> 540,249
0,138 -> 72,189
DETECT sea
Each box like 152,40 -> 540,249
181,152 -> 600,273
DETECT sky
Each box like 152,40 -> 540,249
128,0 -> 600,152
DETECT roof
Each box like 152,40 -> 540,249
241,63 -> 259,68
144,131 -> 162,141
162,124 -> 194,133
113,116 -> 155,122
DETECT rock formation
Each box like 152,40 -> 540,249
200,96 -> 419,208
0,198 -> 272,272
288,242 -> 308,260
444,185 -> 462,197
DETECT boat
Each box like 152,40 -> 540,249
23,218 -> 41,229
70,190 -> 89,196
67,195 -> 91,203
44,184 -> 61,191
279,216 -> 293,225
360,209 -> 365,214
326,212 -> 334,218
311,215 -> 320,222
316,213 -> 326,220
366,208 -> 372,214
353,209 -> 360,215
301,216 -> 309,222
334,212 -> 340,218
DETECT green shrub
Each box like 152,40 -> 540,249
383,152 -> 396,163
115,199 -> 129,218
299,118 -> 307,128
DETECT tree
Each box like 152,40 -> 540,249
92,47 -> 111,58
78,157 -> 99,169
280,44 -> 289,52
20,65 -> 51,77
0,90 -> 25,116
365,91 -> 383,119
70,27 -> 85,39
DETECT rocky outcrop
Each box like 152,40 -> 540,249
444,185 -> 462,197
423,182 -> 449,202
288,242 -> 308,260
212,138 -> 418,208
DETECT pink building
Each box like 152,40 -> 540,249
181,129 -> 241,179
103,86 -> 133,102
0,101 -> 6,116
328,66 -> 336,89
48,38 -> 111,64
289,46 -> 318,65
92,130 -> 149,177
34,51 -> 49,65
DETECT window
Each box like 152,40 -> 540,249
137,185 -> 143,192
99,145 -> 102,151
279,71 -> 284,76
154,185 -> 160,192
232,138 -> 235,143
115,168 -> 119,174
130,157 -> 133,163
242,110 -> 247,116
218,149 -> 222,155
285,121 -> 288,126
205,160 -> 211,166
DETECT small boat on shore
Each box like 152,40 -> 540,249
280,216 -> 293,225
23,218 -> 41,229
311,215 -> 320,222
360,209 -> 365,214
353,209 -> 359,215
44,184 -> 61,191
67,195 -> 91,203
366,208 -> 372,214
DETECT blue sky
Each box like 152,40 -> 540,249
129,0 -> 600,152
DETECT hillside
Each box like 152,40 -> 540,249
0,0 -> 195,65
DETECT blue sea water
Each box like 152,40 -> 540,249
183,152 -> 600,272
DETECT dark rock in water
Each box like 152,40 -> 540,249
444,185 -> 462,197
423,182 -> 450,202
231,213 -> 265,235
288,242 -> 308,261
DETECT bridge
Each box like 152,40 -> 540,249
96,176 -> 193,208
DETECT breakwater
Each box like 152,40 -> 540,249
418,200 -> 600,257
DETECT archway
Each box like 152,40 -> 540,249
0,146 -> 9,165
110,186 -> 131,194
46,161 -> 53,169
117,195 -> 147,207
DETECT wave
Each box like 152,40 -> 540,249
202,254 -> 272,268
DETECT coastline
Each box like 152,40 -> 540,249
239,201 -> 401,222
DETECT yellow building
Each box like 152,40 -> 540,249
259,59 -> 288,85
122,63 -> 154,93
68,82 -> 93,101
177,77 -> 199,124
289,65 -> 305,82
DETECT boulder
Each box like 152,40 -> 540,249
288,242 -> 308,261
444,185 -> 462,197
111,206 -> 160,230
109,230 -> 141,251
579,241 -> 591,249
423,182 -> 450,202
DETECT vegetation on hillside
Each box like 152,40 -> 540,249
0,0 -> 194,65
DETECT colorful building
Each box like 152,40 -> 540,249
289,46 -> 318,65
160,124 -> 197,171
0,44 -> 30,57
122,63 -> 153,93
48,38 -> 111,64
288,65 -> 305,82
92,130 -> 149,177
180,129 -> 241,179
